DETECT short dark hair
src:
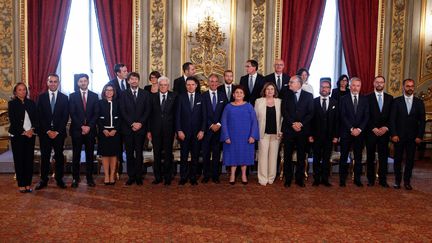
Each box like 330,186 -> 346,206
247,60 -> 259,71
114,63 -> 125,74
296,68 -> 309,76
101,83 -> 116,100
186,76 -> 199,84
320,77 -> 332,87
182,62 -> 193,73
374,75 -> 386,82
403,78 -> 415,85
47,73 -> 59,80
260,82 -> 278,98
232,85 -> 247,99
336,74 -> 349,88
76,73 -> 89,82
127,72 -> 140,80
224,70 -> 233,75
12,82 -> 28,99
149,71 -> 161,80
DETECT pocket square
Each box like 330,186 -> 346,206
331,106 -> 335,109
196,102 -> 201,105
219,100 -> 224,103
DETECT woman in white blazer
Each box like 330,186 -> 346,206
254,82 -> 282,185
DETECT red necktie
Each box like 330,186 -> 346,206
82,91 -> 87,111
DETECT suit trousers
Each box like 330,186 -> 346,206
152,131 -> 174,182
283,133 -> 307,184
312,139 -> 333,183
71,134 -> 95,181
124,132 -> 145,180
179,133 -> 201,181
393,140 -> 416,185
366,133 -> 390,184
258,134 -> 280,185
39,133 -> 65,182
202,131 -> 221,180
339,135 -> 364,183
11,135 -> 35,187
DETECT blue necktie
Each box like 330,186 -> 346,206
378,94 -> 383,112
50,92 -> 56,113
121,80 -> 126,91
248,75 -> 253,93
190,93 -> 194,110
212,92 -> 217,111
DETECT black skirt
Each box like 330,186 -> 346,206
97,128 -> 121,156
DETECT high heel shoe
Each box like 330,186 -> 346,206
241,181 -> 248,185
109,181 -> 116,185
104,182 -> 110,186
229,181 -> 235,185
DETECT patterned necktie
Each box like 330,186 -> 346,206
227,86 -> 231,100
322,98 -> 327,112
161,94 -> 166,112
353,95 -> 358,114
190,93 -> 194,110
277,76 -> 281,91
50,92 -> 56,113
82,91 -> 86,111
133,90 -> 137,102
212,92 -> 217,111
121,80 -> 126,91
378,93 -> 383,112
249,75 -> 253,93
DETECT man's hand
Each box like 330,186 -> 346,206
332,137 -> 338,144
308,136 -> 314,143
132,122 -> 142,132
372,128 -> 381,136
210,124 -> 221,132
81,126 -> 90,135
391,136 -> 400,143
197,131 -> 204,140
177,131 -> 185,141
147,132 -> 152,141
351,128 -> 361,137
415,138 -> 422,144
47,130 -> 58,139
292,122 -> 302,132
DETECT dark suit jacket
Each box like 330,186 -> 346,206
69,90 -> 99,137
339,94 -> 369,138
240,73 -> 265,106
148,91 -> 177,135
265,72 -> 289,99
310,97 -> 339,141
36,91 -> 69,136
175,92 -> 206,135
281,89 -> 314,136
97,99 -> 121,132
8,98 -> 38,136
173,76 -> 201,95
107,78 -> 130,100
217,84 -> 236,102
120,88 -> 150,135
367,92 -> 393,132
203,90 -> 228,131
390,95 -> 426,141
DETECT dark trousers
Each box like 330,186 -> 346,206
180,133 -> 201,181
283,133 -> 307,184
71,134 -> 95,181
11,135 -> 35,187
340,135 -> 364,183
366,133 -> 390,184
118,134 -> 125,174
124,132 -> 145,181
39,134 -> 65,182
202,131 -> 221,180
393,140 -> 416,185
312,139 -> 332,183
152,131 -> 174,182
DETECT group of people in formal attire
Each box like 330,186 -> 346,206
8,59 -> 426,193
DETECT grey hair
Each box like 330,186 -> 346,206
157,76 -> 170,85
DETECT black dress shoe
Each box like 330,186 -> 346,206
241,180 -> 248,185
213,178 -> 220,184
104,182 -> 110,186
136,179 -> 143,185
178,179 -> 187,185
339,182 -> 346,187
312,181 -> 320,186
87,181 -> 96,187
125,179 -> 135,185
393,184 -> 401,189
190,180 -> 198,186
367,182 -> 374,187
322,181 -> 332,187
201,177 -> 210,183
404,184 -> 413,190
284,181 -> 291,188
35,181 -> 48,190
56,181 -> 67,189
71,179 -> 79,188
109,181 -> 116,186
152,180 -> 162,185
354,181 -> 364,187
379,182 -> 390,188
229,181 -> 235,185
19,189 -> 27,193
164,180 -> 171,186
296,182 -> 306,187
26,188 -> 33,193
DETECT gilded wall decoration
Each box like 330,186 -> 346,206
419,0 -> 432,86
375,0 -> 386,76
132,0 -> 141,72
0,0 -> 14,92
387,0 -> 406,96
273,0 -> 282,60
250,0 -> 266,73
149,0 -> 166,74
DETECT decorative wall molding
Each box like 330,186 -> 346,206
375,0 -> 386,76
0,0 -> 15,92
418,0 -> 432,86
132,0 -> 141,72
273,0 -> 282,61
149,0 -> 166,74
250,0 -> 266,74
387,0 -> 407,96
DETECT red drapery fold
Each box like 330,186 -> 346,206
281,0 -> 326,76
94,0 -> 133,80
27,0 -> 71,100
338,0 -> 378,94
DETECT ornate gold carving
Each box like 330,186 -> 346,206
188,16 -> 227,78
0,0 -> 14,92
20,0 -> 27,85
387,0 -> 406,96
149,0 -> 166,74
418,85 -> 432,112
375,0 -> 385,76
250,0 -> 266,73
273,0 -> 282,60
418,0 -> 432,86
132,0 -> 141,72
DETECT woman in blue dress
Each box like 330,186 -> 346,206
221,85 -> 259,185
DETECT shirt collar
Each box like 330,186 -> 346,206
188,92 -> 195,96
80,89 -> 88,94
375,90 -> 383,96
249,73 -> 257,79
404,94 -> 413,99
50,90 -> 59,96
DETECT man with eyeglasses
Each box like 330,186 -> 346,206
265,59 -> 289,99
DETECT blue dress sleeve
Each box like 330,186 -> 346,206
220,104 -> 230,142
248,104 -> 260,141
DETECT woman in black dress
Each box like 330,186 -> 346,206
331,74 -> 350,102
144,71 -> 161,94
97,84 -> 121,185
8,82 -> 38,193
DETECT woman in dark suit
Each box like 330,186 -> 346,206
144,71 -> 161,94
8,82 -> 38,193
97,84 -> 121,185
331,74 -> 350,102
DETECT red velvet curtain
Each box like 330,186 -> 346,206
94,0 -> 133,80
338,0 -> 379,94
281,0 -> 326,76
27,0 -> 71,100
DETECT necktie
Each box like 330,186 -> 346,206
406,97 -> 412,114
161,94 -> 166,112
50,92 -> 56,113
227,86 -> 231,100
294,92 -> 298,104
190,93 -> 194,110
378,93 -> 383,112
133,90 -> 137,102
121,80 -> 126,91
353,95 -> 358,114
322,98 -> 327,112
277,76 -> 281,91
212,92 -> 217,111
82,91 -> 87,111
249,75 -> 253,93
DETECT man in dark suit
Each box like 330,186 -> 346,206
176,76 -> 206,185
282,75 -> 314,187
390,78 -> 426,190
308,78 -> 338,187
147,76 -> 177,186
107,63 -> 130,176
265,59 -> 289,99
69,73 -> 99,188
34,74 -> 69,190
120,72 -> 151,186
339,77 -> 369,187
239,59 -> 265,106
202,74 -> 228,183
173,62 -> 200,94
217,70 -> 236,102
366,76 -> 393,187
